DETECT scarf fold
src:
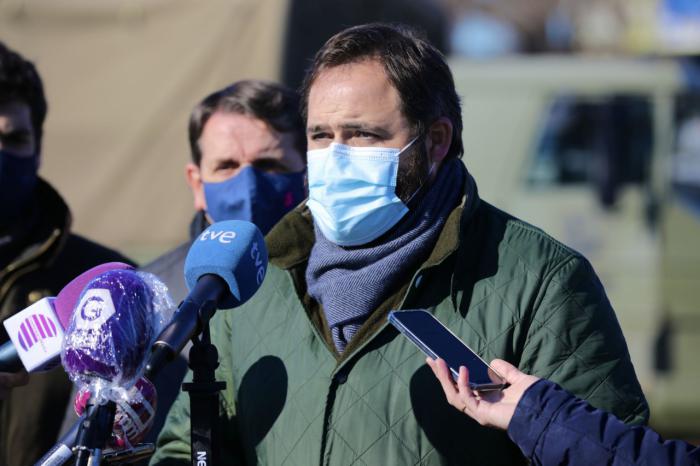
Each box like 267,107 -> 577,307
306,158 -> 466,353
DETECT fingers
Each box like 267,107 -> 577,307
426,357 -> 464,408
456,366 -> 482,414
456,365 -> 470,395
488,359 -> 522,383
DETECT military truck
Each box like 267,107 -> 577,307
451,56 -> 700,435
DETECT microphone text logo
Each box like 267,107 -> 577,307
74,289 -> 116,330
251,242 -> 265,285
199,229 -> 237,244
80,296 -> 105,321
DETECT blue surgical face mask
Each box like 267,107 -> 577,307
203,166 -> 306,235
306,137 -> 422,246
0,150 -> 38,223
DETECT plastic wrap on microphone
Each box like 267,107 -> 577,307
61,269 -> 175,393
74,376 -> 157,449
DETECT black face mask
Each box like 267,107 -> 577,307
0,150 -> 38,225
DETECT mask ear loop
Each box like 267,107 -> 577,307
402,134 -> 436,207
398,135 -> 420,153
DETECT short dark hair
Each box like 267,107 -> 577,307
300,23 -> 463,159
0,41 -> 47,150
188,80 -> 306,165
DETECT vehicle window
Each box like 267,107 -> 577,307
527,94 -> 653,207
672,92 -> 700,216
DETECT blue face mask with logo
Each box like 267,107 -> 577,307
203,166 -> 306,235
0,150 -> 38,223
306,137 -> 425,246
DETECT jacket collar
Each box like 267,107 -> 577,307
189,210 -> 210,240
266,204 -> 316,269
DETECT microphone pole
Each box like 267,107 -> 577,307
73,400 -> 117,466
181,296 -> 226,466
144,273 -> 229,466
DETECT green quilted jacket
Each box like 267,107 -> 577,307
151,175 -> 648,466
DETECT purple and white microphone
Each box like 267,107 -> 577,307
0,262 -> 134,373
62,268 -> 172,390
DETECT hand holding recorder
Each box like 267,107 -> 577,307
426,357 -> 539,430
388,309 -> 538,429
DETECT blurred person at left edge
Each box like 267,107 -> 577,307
137,80 -> 306,446
0,41 -> 133,466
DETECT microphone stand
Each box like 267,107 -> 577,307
73,399 -> 117,466
181,298 -> 226,466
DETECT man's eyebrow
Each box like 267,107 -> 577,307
307,123 -> 390,136
339,123 -> 388,134
307,124 -> 328,134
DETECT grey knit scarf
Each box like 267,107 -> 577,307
306,158 -> 466,353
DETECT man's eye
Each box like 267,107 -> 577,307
215,161 -> 238,171
310,132 -> 331,140
254,159 -> 286,173
354,130 -> 377,139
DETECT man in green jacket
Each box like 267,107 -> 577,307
152,23 -> 649,465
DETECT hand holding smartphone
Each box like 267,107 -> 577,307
388,309 -> 506,391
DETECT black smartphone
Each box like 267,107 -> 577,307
388,309 -> 506,391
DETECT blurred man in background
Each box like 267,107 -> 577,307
143,80 -> 306,304
152,23 -> 647,465
0,41 -> 132,466
139,79 -> 307,445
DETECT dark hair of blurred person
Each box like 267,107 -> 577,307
188,79 -> 306,166
0,42 -> 47,152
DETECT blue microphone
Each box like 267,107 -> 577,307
145,220 -> 267,377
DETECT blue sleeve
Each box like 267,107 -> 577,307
507,379 -> 700,466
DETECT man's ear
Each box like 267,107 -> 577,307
426,117 -> 453,167
185,162 -> 207,212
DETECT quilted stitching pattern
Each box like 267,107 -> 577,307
228,269 -> 335,465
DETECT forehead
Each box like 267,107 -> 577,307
0,100 -> 33,132
199,111 -> 284,161
307,59 -> 406,130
